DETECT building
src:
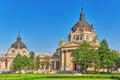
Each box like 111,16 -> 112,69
0,5 -> 99,73
53,7 -> 99,71
38,54 -> 53,73
0,34 -> 29,71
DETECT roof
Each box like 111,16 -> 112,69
11,35 -> 27,49
71,11 -> 93,32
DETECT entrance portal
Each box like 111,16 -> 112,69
73,62 -> 76,71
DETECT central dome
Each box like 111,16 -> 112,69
11,35 -> 27,49
71,11 -> 93,32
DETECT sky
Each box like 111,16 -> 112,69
0,0 -> 120,55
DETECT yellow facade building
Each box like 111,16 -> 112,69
0,7 -> 99,73
0,35 -> 29,71
53,8 -> 99,71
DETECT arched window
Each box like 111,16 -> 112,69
23,50 -> 26,54
5,60 -> 8,69
11,50 -> 15,54
74,35 -> 79,40
74,35 -> 82,40
79,35 -> 82,40
86,35 -> 89,40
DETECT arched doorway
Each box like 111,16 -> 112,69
5,60 -> 8,69
73,62 -> 76,71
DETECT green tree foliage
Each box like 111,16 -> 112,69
11,54 -> 23,73
115,57 -> 120,71
22,55 -> 30,73
91,49 -> 100,72
108,50 -> 119,72
72,39 -> 119,73
43,56 -> 50,69
35,55 -> 40,70
98,39 -> 119,72
29,51 -> 35,72
73,41 -> 98,73
11,52 -> 45,73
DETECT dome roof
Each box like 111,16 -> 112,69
11,35 -> 27,49
71,10 -> 93,32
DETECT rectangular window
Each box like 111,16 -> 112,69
86,35 -> 88,40
75,35 -> 79,40
79,35 -> 82,40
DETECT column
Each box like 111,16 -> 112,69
65,50 -> 68,70
54,61 -> 56,70
61,50 -> 64,70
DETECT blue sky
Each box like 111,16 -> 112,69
0,0 -> 120,55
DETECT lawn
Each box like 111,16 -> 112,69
0,74 -> 119,80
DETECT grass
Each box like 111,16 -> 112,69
0,74 -> 119,80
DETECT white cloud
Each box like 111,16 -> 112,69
0,50 -> 7,56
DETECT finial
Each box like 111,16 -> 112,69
81,1 -> 84,12
17,28 -> 21,42
80,0 -> 85,21
59,38 -> 64,46
18,28 -> 20,37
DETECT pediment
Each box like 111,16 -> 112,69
61,42 -> 80,48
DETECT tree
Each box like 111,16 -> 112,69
91,49 -> 100,72
22,55 -> 30,73
29,51 -> 35,73
43,56 -> 50,70
108,50 -> 119,72
35,55 -> 40,71
115,57 -> 120,72
98,39 -> 119,72
98,39 -> 109,72
11,54 -> 23,73
72,41 -> 97,73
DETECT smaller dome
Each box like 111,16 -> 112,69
11,35 -> 27,49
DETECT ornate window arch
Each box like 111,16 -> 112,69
86,35 -> 89,40
11,50 -> 15,54
23,50 -> 26,54
79,35 -> 82,40
74,35 -> 82,40
74,35 -> 79,40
